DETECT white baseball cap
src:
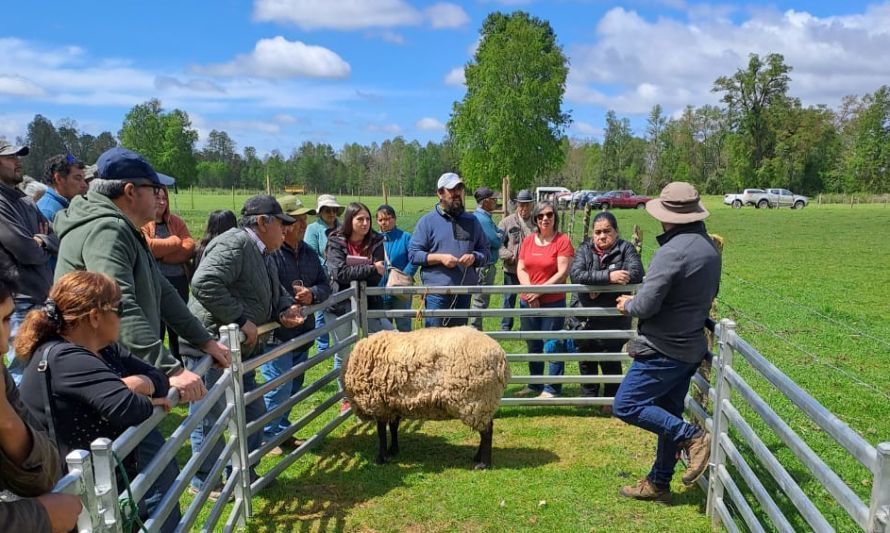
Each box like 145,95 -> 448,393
437,172 -> 463,190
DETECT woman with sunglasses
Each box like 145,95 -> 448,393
16,271 -> 179,531
515,201 -> 575,399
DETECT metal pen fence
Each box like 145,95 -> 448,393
44,283 -> 889,532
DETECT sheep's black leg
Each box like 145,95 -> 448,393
388,417 -> 401,457
474,421 -> 493,470
375,421 -> 388,465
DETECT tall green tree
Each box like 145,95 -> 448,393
449,11 -> 571,191
22,114 -> 66,178
119,99 -> 198,186
713,53 -> 792,183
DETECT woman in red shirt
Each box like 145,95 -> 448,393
516,201 -> 574,398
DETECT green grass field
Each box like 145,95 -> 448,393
163,191 -> 889,532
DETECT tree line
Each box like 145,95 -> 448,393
6,12 -> 889,196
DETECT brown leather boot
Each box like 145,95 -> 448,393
680,429 -> 712,485
619,478 -> 672,503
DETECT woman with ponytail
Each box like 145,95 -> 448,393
16,271 -> 180,531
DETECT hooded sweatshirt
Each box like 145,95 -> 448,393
53,191 -> 212,374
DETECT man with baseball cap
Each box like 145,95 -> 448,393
0,142 -> 60,383
497,189 -> 535,331
305,193 -> 343,353
260,195 -> 330,453
408,172 -> 489,327
53,146 -> 229,528
611,181 -> 721,503
186,194 -> 304,492
469,186 -> 504,330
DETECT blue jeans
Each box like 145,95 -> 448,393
501,271 -> 520,330
423,293 -> 470,328
314,311 -> 329,352
260,343 -> 308,439
136,429 -> 181,532
381,295 -> 413,333
186,357 -> 265,489
613,354 -> 702,488
519,298 -> 565,394
5,301 -> 40,385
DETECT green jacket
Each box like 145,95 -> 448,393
53,191 -> 211,374
188,227 -> 293,357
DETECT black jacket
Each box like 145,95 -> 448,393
0,183 -> 58,304
325,231 -> 385,314
569,238 -> 644,330
270,241 -> 332,344
624,222 -> 721,363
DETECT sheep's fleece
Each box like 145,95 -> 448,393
343,326 -> 510,432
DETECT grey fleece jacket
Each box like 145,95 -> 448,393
624,222 -> 721,363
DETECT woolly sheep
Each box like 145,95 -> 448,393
342,326 -> 510,469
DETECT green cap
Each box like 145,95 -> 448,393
277,195 -> 317,216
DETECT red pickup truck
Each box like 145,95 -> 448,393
590,190 -> 651,209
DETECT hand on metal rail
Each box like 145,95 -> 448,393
36,493 -> 82,533
279,304 -> 305,328
241,320 -> 259,347
151,397 -> 173,412
168,368 -> 207,402
609,270 -> 631,284
616,295 -> 633,314
201,339 -> 231,368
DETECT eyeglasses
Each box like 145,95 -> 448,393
104,304 -> 124,317
135,183 -> 161,195
536,212 -> 555,220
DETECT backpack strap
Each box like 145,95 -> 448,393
35,341 -> 63,455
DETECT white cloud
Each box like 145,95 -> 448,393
154,76 -> 225,93
571,121 -> 600,136
416,117 -> 445,130
273,113 -> 298,124
366,122 -> 403,135
567,4 -> 890,115
444,66 -> 465,86
374,31 -> 407,45
254,0 -> 468,30
426,3 -> 470,29
194,37 -> 350,79
0,75 -> 45,97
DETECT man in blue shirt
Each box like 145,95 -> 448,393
409,173 -> 489,327
37,155 -> 86,275
470,187 -> 503,330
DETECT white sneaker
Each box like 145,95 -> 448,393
537,391 -> 556,399
514,387 -> 536,397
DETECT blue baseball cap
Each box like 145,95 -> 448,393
157,173 -> 176,187
96,147 -> 161,185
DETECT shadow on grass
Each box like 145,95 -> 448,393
248,419 -> 560,532
495,405 -> 610,419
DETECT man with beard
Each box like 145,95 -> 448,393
409,172 -> 489,327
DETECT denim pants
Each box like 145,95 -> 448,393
327,311 -> 393,379
423,293 -> 470,328
314,311 -> 330,351
259,342 -> 309,439
5,301 -> 41,385
136,429 -> 181,532
185,357 -> 265,489
470,265 -> 497,330
500,271 -> 520,330
519,298 -> 565,394
381,295 -> 413,332
612,354 -> 702,488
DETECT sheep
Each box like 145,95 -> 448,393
342,326 -> 510,469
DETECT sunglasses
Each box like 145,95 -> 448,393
134,182 -> 161,195
104,304 -> 124,317
536,212 -> 555,220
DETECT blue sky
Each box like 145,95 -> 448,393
2,0 -> 888,157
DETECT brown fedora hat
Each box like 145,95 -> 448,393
645,181 -> 709,224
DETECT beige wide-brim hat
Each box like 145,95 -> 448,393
316,194 -> 344,215
645,181 -> 710,224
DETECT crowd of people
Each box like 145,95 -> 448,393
0,136 -> 721,531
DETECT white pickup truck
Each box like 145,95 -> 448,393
724,188 -> 809,209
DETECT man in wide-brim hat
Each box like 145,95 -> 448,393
611,181 -> 722,504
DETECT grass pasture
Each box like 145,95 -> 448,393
163,190 -> 889,531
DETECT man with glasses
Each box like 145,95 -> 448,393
0,142 -> 59,384
54,147 -> 230,398
260,195 -> 330,455
409,172 -> 489,327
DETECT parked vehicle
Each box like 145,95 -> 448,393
590,190 -> 651,209
724,188 -> 809,209
571,190 -> 600,208
535,186 -> 572,204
